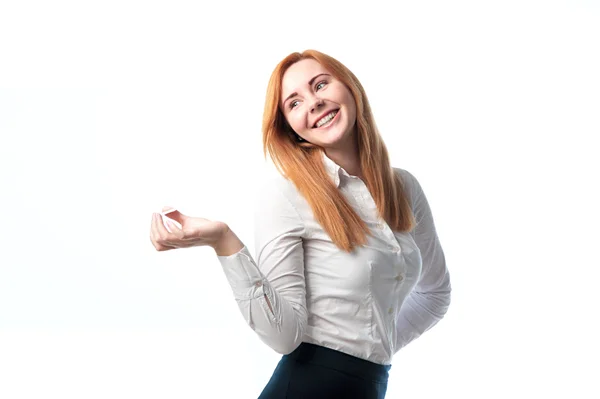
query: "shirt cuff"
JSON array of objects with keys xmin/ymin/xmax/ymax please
[{"xmin": 217, "ymin": 245, "xmax": 267, "ymax": 299}]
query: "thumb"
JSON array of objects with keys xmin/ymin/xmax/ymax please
[{"xmin": 161, "ymin": 206, "xmax": 186, "ymax": 224}]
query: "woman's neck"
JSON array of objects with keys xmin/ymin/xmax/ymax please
[{"xmin": 324, "ymin": 136, "xmax": 362, "ymax": 180}]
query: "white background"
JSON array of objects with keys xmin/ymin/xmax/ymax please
[{"xmin": 1, "ymin": 0, "xmax": 599, "ymax": 398}]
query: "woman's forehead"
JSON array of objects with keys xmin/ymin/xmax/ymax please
[
  {"xmin": 285, "ymin": 59, "xmax": 326, "ymax": 77},
  {"xmin": 282, "ymin": 59, "xmax": 330, "ymax": 94}
]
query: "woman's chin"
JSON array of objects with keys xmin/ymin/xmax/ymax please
[{"xmin": 317, "ymin": 134, "xmax": 351, "ymax": 149}]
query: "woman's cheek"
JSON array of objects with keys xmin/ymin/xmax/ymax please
[{"xmin": 291, "ymin": 116, "xmax": 304, "ymax": 132}]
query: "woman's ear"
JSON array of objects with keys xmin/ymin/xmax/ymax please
[{"xmin": 282, "ymin": 120, "xmax": 304, "ymax": 142}]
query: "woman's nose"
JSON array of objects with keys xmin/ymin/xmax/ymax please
[{"xmin": 310, "ymin": 98, "xmax": 325, "ymax": 112}]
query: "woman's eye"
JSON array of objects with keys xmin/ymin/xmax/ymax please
[
  {"xmin": 290, "ymin": 100, "xmax": 299, "ymax": 109},
  {"xmin": 316, "ymin": 81, "xmax": 327, "ymax": 90}
]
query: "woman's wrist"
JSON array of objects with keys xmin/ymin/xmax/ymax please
[{"xmin": 211, "ymin": 225, "xmax": 244, "ymax": 256}]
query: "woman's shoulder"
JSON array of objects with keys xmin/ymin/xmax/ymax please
[
  {"xmin": 392, "ymin": 166, "xmax": 418, "ymax": 192},
  {"xmin": 257, "ymin": 170, "xmax": 300, "ymax": 196},
  {"xmin": 254, "ymin": 170, "xmax": 305, "ymax": 210},
  {"xmin": 253, "ymin": 172, "xmax": 306, "ymax": 228}
]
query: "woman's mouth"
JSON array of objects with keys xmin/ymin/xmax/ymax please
[{"xmin": 313, "ymin": 110, "xmax": 339, "ymax": 128}]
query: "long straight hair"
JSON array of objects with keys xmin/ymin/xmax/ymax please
[{"xmin": 262, "ymin": 50, "xmax": 415, "ymax": 252}]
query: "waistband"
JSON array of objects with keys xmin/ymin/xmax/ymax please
[{"xmin": 285, "ymin": 342, "xmax": 392, "ymax": 384}]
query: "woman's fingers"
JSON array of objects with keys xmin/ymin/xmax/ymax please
[
  {"xmin": 151, "ymin": 210, "xmax": 223, "ymax": 251},
  {"xmin": 155, "ymin": 212, "xmax": 194, "ymax": 249},
  {"xmin": 151, "ymin": 213, "xmax": 179, "ymax": 251},
  {"xmin": 161, "ymin": 206, "xmax": 185, "ymax": 225},
  {"xmin": 164, "ymin": 218, "xmax": 185, "ymax": 238},
  {"xmin": 150, "ymin": 213, "xmax": 169, "ymax": 251}
]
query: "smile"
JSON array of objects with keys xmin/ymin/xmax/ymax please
[{"xmin": 313, "ymin": 110, "xmax": 339, "ymax": 128}]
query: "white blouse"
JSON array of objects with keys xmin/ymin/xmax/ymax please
[{"xmin": 217, "ymin": 153, "xmax": 451, "ymax": 365}]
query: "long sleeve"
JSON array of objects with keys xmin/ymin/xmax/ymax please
[
  {"xmin": 394, "ymin": 170, "xmax": 452, "ymax": 352},
  {"xmin": 217, "ymin": 178, "xmax": 308, "ymax": 355}
]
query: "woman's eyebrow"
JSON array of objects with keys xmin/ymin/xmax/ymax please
[{"xmin": 282, "ymin": 73, "xmax": 331, "ymax": 106}]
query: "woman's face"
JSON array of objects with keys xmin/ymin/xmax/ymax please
[{"xmin": 280, "ymin": 58, "xmax": 357, "ymax": 150}]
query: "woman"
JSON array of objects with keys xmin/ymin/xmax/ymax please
[{"xmin": 149, "ymin": 50, "xmax": 451, "ymax": 398}]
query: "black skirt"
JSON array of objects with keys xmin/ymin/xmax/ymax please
[{"xmin": 258, "ymin": 342, "xmax": 391, "ymax": 399}]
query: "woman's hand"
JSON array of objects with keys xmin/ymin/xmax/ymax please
[{"xmin": 150, "ymin": 207, "xmax": 229, "ymax": 252}]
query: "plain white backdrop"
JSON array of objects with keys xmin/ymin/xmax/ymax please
[{"xmin": 1, "ymin": 0, "xmax": 599, "ymax": 398}]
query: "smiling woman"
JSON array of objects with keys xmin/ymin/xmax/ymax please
[
  {"xmin": 280, "ymin": 59, "xmax": 358, "ymax": 162},
  {"xmin": 150, "ymin": 49, "xmax": 451, "ymax": 399}
]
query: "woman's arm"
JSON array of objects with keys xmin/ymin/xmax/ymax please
[
  {"xmin": 394, "ymin": 169, "xmax": 452, "ymax": 352},
  {"xmin": 215, "ymin": 177, "xmax": 307, "ymax": 355}
]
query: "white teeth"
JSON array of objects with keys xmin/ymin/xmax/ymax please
[{"xmin": 315, "ymin": 111, "xmax": 338, "ymax": 127}]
